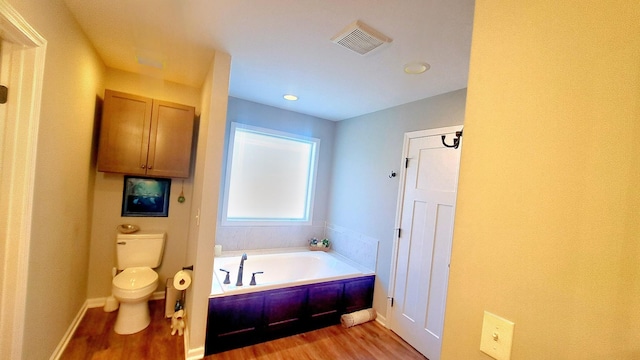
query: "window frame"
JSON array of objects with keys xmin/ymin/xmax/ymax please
[{"xmin": 220, "ymin": 122, "xmax": 320, "ymax": 226}]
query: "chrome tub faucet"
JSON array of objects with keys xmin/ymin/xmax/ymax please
[{"xmin": 236, "ymin": 253, "xmax": 247, "ymax": 286}]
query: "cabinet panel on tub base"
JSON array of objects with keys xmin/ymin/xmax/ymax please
[{"xmin": 205, "ymin": 275, "xmax": 374, "ymax": 355}]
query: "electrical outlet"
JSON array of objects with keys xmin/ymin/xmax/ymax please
[{"xmin": 480, "ymin": 311, "xmax": 515, "ymax": 360}]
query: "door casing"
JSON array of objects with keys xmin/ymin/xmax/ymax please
[
  {"xmin": 0, "ymin": 2, "xmax": 46, "ymax": 358},
  {"xmin": 387, "ymin": 125, "xmax": 463, "ymax": 360}
]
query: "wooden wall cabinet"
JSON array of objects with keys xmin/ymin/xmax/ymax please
[{"xmin": 97, "ymin": 89, "xmax": 195, "ymax": 178}]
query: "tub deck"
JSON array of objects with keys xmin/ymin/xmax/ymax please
[{"xmin": 210, "ymin": 249, "xmax": 373, "ymax": 297}]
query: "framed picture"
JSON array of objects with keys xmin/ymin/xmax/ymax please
[{"xmin": 121, "ymin": 176, "xmax": 171, "ymax": 217}]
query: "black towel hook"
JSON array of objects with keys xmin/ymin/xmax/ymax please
[{"xmin": 442, "ymin": 130, "xmax": 463, "ymax": 149}]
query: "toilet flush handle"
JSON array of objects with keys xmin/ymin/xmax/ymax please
[{"xmin": 117, "ymin": 241, "xmax": 126, "ymax": 245}]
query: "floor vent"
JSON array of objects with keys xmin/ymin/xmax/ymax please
[{"xmin": 331, "ymin": 20, "xmax": 392, "ymax": 55}]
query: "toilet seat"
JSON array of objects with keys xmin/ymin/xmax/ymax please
[
  {"xmin": 113, "ymin": 267, "xmax": 158, "ymax": 290},
  {"xmin": 112, "ymin": 267, "xmax": 158, "ymax": 303}
]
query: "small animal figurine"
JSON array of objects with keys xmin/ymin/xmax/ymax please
[{"xmin": 171, "ymin": 309, "xmax": 185, "ymax": 336}]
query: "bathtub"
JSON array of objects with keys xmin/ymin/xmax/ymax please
[
  {"xmin": 210, "ymin": 249, "xmax": 372, "ymax": 297},
  {"xmin": 206, "ymin": 249, "xmax": 376, "ymax": 354}
]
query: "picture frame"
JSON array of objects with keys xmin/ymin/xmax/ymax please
[{"xmin": 121, "ymin": 176, "xmax": 171, "ymax": 217}]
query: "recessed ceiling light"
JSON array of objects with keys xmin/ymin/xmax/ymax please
[
  {"xmin": 404, "ymin": 62, "xmax": 430, "ymax": 74},
  {"xmin": 283, "ymin": 94, "xmax": 298, "ymax": 101}
]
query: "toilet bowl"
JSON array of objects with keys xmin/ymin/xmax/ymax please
[
  {"xmin": 112, "ymin": 267, "xmax": 159, "ymax": 334},
  {"xmin": 112, "ymin": 231, "xmax": 166, "ymax": 334}
]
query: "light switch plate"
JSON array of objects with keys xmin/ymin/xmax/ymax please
[{"xmin": 480, "ymin": 311, "xmax": 515, "ymax": 360}]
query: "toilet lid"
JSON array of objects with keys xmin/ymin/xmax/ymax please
[{"xmin": 113, "ymin": 267, "xmax": 158, "ymax": 290}]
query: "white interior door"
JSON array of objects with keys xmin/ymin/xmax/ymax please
[{"xmin": 388, "ymin": 126, "xmax": 462, "ymax": 360}]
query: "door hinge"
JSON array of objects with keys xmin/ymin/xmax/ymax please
[
  {"xmin": 389, "ymin": 297, "xmax": 394, "ymax": 307},
  {"xmin": 405, "ymin": 157, "xmax": 409, "ymax": 168},
  {"xmin": 397, "ymin": 228, "xmax": 401, "ymax": 238},
  {"xmin": 0, "ymin": 85, "xmax": 8, "ymax": 104}
]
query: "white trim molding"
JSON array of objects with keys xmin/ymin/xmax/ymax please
[
  {"xmin": 0, "ymin": 1, "xmax": 47, "ymax": 359},
  {"xmin": 375, "ymin": 312, "xmax": 387, "ymax": 328},
  {"xmin": 85, "ymin": 291, "xmax": 166, "ymax": 309},
  {"xmin": 48, "ymin": 301, "xmax": 88, "ymax": 360}
]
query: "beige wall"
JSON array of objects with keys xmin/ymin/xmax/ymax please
[
  {"xmin": 441, "ymin": 1, "xmax": 640, "ymax": 359},
  {"xmin": 7, "ymin": 0, "xmax": 106, "ymax": 358},
  {"xmin": 104, "ymin": 68, "xmax": 202, "ymax": 112},
  {"xmin": 86, "ymin": 68, "xmax": 203, "ymax": 298},
  {"xmin": 184, "ymin": 52, "xmax": 231, "ymax": 356}
]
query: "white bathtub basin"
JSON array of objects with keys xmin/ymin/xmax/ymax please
[{"xmin": 210, "ymin": 249, "xmax": 371, "ymax": 297}]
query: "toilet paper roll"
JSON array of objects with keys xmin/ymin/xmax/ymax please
[
  {"xmin": 173, "ymin": 270, "xmax": 192, "ymax": 290},
  {"xmin": 340, "ymin": 308, "xmax": 376, "ymax": 328}
]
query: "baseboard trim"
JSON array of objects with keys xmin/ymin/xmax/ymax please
[
  {"xmin": 375, "ymin": 312, "xmax": 387, "ymax": 327},
  {"xmin": 86, "ymin": 291, "xmax": 165, "ymax": 309},
  {"xmin": 86, "ymin": 297, "xmax": 106, "ymax": 309},
  {"xmin": 49, "ymin": 300, "xmax": 88, "ymax": 360},
  {"xmin": 186, "ymin": 344, "xmax": 205, "ymax": 360},
  {"xmin": 184, "ymin": 312, "xmax": 205, "ymax": 360}
]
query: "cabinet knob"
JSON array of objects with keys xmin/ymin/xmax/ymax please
[
  {"xmin": 141, "ymin": 164, "xmax": 146, "ymax": 169},
  {"xmin": 148, "ymin": 165, "xmax": 152, "ymax": 169}
]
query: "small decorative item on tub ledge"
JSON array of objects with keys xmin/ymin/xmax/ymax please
[{"xmin": 309, "ymin": 237, "xmax": 330, "ymax": 251}]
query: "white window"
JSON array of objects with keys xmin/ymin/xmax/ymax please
[{"xmin": 221, "ymin": 123, "xmax": 320, "ymax": 225}]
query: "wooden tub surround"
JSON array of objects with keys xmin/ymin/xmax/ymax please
[
  {"xmin": 207, "ymin": 250, "xmax": 377, "ymax": 355},
  {"xmin": 205, "ymin": 275, "xmax": 375, "ymax": 355}
]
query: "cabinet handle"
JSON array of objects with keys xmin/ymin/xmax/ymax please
[
  {"xmin": 148, "ymin": 165, "xmax": 152, "ymax": 169},
  {"xmin": 141, "ymin": 164, "xmax": 146, "ymax": 169}
]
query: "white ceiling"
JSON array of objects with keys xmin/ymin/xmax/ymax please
[{"xmin": 63, "ymin": 0, "xmax": 475, "ymax": 121}]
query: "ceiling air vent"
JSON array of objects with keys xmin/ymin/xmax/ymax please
[{"xmin": 331, "ymin": 20, "xmax": 392, "ymax": 55}]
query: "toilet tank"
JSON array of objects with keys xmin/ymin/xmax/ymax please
[{"xmin": 116, "ymin": 231, "xmax": 166, "ymax": 270}]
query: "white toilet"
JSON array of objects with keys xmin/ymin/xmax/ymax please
[{"xmin": 112, "ymin": 231, "xmax": 166, "ymax": 335}]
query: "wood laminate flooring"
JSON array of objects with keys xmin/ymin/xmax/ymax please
[
  {"xmin": 61, "ymin": 300, "xmax": 183, "ymax": 360},
  {"xmin": 203, "ymin": 320, "xmax": 427, "ymax": 360},
  {"xmin": 62, "ymin": 300, "xmax": 426, "ymax": 360}
]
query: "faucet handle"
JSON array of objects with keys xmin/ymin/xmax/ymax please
[
  {"xmin": 250, "ymin": 272, "xmax": 264, "ymax": 286},
  {"xmin": 219, "ymin": 268, "xmax": 231, "ymax": 284}
]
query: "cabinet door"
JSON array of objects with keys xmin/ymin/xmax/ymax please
[
  {"xmin": 97, "ymin": 90, "xmax": 152, "ymax": 175},
  {"xmin": 264, "ymin": 287, "xmax": 307, "ymax": 335},
  {"xmin": 147, "ymin": 100, "xmax": 195, "ymax": 178},
  {"xmin": 206, "ymin": 294, "xmax": 264, "ymax": 354},
  {"xmin": 344, "ymin": 276, "xmax": 375, "ymax": 313},
  {"xmin": 308, "ymin": 282, "xmax": 343, "ymax": 327}
]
